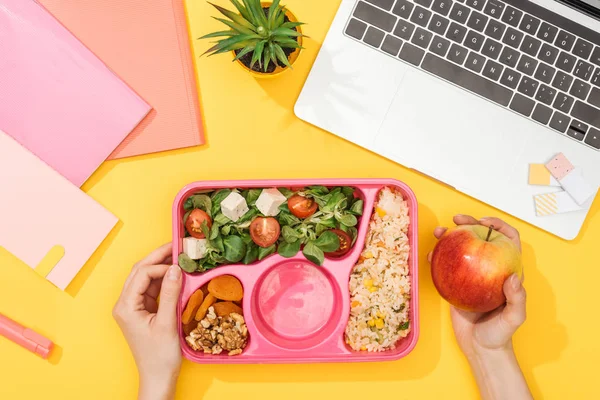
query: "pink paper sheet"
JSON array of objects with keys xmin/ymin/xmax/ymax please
[
  {"xmin": 39, "ymin": 0, "xmax": 205, "ymax": 160},
  {"xmin": 0, "ymin": 130, "xmax": 118, "ymax": 290},
  {"xmin": 0, "ymin": 0, "xmax": 151, "ymax": 187}
]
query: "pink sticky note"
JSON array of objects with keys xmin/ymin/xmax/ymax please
[
  {"xmin": 546, "ymin": 153, "xmax": 575, "ymax": 181},
  {"xmin": 0, "ymin": 0, "xmax": 151, "ymax": 187},
  {"xmin": 0, "ymin": 130, "xmax": 118, "ymax": 290}
]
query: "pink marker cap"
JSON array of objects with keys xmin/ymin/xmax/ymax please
[{"xmin": 0, "ymin": 314, "xmax": 54, "ymax": 359}]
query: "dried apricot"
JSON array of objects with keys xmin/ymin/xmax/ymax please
[
  {"xmin": 208, "ymin": 275, "xmax": 243, "ymax": 301},
  {"xmin": 181, "ymin": 289, "xmax": 204, "ymax": 325},
  {"xmin": 183, "ymin": 320, "xmax": 198, "ymax": 336},
  {"xmin": 212, "ymin": 301, "xmax": 243, "ymax": 317},
  {"xmin": 200, "ymin": 284, "xmax": 209, "ymax": 298},
  {"xmin": 195, "ymin": 293, "xmax": 217, "ymax": 321}
]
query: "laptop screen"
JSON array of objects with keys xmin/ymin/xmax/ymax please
[
  {"xmin": 579, "ymin": 0, "xmax": 600, "ymax": 10},
  {"xmin": 562, "ymin": 0, "xmax": 600, "ymax": 16}
]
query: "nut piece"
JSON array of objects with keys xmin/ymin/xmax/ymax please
[{"xmin": 185, "ymin": 310, "xmax": 249, "ymax": 356}]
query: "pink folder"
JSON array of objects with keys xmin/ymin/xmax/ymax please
[
  {"xmin": 38, "ymin": 0, "xmax": 206, "ymax": 160},
  {"xmin": 0, "ymin": 0, "xmax": 151, "ymax": 187},
  {"xmin": 0, "ymin": 130, "xmax": 118, "ymax": 290}
]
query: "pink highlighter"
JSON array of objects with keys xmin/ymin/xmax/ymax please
[{"xmin": 0, "ymin": 314, "xmax": 54, "ymax": 359}]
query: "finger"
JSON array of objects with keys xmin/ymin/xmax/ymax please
[
  {"xmin": 156, "ymin": 265, "xmax": 183, "ymax": 328},
  {"xmin": 433, "ymin": 227, "xmax": 448, "ymax": 239},
  {"xmin": 453, "ymin": 215, "xmax": 479, "ymax": 225},
  {"xmin": 146, "ymin": 279, "xmax": 163, "ymax": 300},
  {"xmin": 137, "ymin": 243, "xmax": 173, "ymax": 268},
  {"xmin": 427, "ymin": 251, "xmax": 432, "ymax": 263},
  {"xmin": 126, "ymin": 264, "xmax": 170, "ymax": 299},
  {"xmin": 500, "ymin": 274, "xmax": 527, "ymax": 332},
  {"xmin": 479, "ymin": 217, "xmax": 521, "ymax": 251}
]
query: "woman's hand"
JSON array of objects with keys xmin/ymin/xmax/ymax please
[
  {"xmin": 429, "ymin": 215, "xmax": 532, "ymax": 400},
  {"xmin": 113, "ymin": 243, "xmax": 182, "ymax": 400}
]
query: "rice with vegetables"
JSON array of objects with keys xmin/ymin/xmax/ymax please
[{"xmin": 345, "ymin": 187, "xmax": 411, "ymax": 352}]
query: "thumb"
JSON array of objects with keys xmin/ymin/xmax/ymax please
[
  {"xmin": 500, "ymin": 274, "xmax": 527, "ymax": 333},
  {"xmin": 156, "ymin": 265, "xmax": 183, "ymax": 328}
]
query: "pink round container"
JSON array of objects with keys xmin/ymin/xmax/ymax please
[{"xmin": 173, "ymin": 179, "xmax": 419, "ymax": 363}]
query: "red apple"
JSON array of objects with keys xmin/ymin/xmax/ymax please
[{"xmin": 431, "ymin": 225, "xmax": 522, "ymax": 313}]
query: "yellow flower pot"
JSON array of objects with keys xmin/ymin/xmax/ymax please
[{"xmin": 233, "ymin": 3, "xmax": 303, "ymax": 79}]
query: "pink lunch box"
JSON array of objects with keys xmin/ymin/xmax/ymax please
[{"xmin": 173, "ymin": 179, "xmax": 419, "ymax": 364}]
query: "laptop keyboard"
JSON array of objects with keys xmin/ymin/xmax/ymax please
[{"xmin": 345, "ymin": 0, "xmax": 600, "ymax": 150}]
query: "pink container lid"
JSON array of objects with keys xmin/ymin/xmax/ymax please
[{"xmin": 173, "ymin": 179, "xmax": 419, "ymax": 364}]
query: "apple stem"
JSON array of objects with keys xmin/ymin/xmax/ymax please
[{"xmin": 485, "ymin": 225, "xmax": 494, "ymax": 242}]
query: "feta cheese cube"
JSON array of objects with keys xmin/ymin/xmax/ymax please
[
  {"xmin": 255, "ymin": 188, "xmax": 287, "ymax": 216},
  {"xmin": 183, "ymin": 237, "xmax": 208, "ymax": 260},
  {"xmin": 220, "ymin": 192, "xmax": 249, "ymax": 222}
]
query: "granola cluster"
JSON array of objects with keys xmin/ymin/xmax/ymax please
[{"xmin": 185, "ymin": 306, "xmax": 248, "ymax": 356}]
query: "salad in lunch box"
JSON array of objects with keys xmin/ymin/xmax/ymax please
[{"xmin": 178, "ymin": 186, "xmax": 365, "ymax": 272}]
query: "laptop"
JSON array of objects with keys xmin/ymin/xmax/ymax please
[{"xmin": 295, "ymin": 0, "xmax": 600, "ymax": 240}]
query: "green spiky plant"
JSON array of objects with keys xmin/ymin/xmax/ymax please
[{"xmin": 200, "ymin": 0, "xmax": 305, "ymax": 73}]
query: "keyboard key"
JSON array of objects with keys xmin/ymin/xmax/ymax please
[
  {"xmin": 571, "ymin": 101, "xmax": 600, "ymax": 129},
  {"xmin": 346, "ymin": 18, "xmax": 368, "ymax": 40},
  {"xmin": 532, "ymin": 103, "xmax": 553, "ymax": 124},
  {"xmin": 410, "ymin": 6, "xmax": 432, "ymax": 28},
  {"xmin": 394, "ymin": 20, "xmax": 416, "ymax": 40},
  {"xmin": 483, "ymin": 0, "xmax": 504, "ymax": 19},
  {"xmin": 585, "ymin": 127, "xmax": 600, "ymax": 149},
  {"xmin": 573, "ymin": 39, "xmax": 593, "ymax": 60},
  {"xmin": 399, "ymin": 42, "xmax": 426, "ymax": 65},
  {"xmin": 429, "ymin": 14, "xmax": 450, "ymax": 36},
  {"xmin": 381, "ymin": 34, "xmax": 403, "ymax": 55},
  {"xmin": 421, "ymin": 53, "xmax": 513, "ymax": 105},
  {"xmin": 485, "ymin": 19, "xmax": 506, "ymax": 40},
  {"xmin": 392, "ymin": 0, "xmax": 414, "ymax": 19},
  {"xmin": 553, "ymin": 93, "xmax": 574, "ymax": 113},
  {"xmin": 446, "ymin": 22, "xmax": 468, "ymax": 43},
  {"xmin": 588, "ymin": 87, "xmax": 600, "ymax": 108},
  {"xmin": 500, "ymin": 68, "xmax": 521, "ymax": 89},
  {"xmin": 501, "ymin": 6, "xmax": 522, "ymax": 28},
  {"xmin": 411, "ymin": 27, "xmax": 433, "ymax": 48},
  {"xmin": 536, "ymin": 22, "xmax": 558, "ymax": 43},
  {"xmin": 516, "ymin": 54, "xmax": 537, "ymax": 76},
  {"xmin": 549, "ymin": 111, "xmax": 571, "ymax": 133},
  {"xmin": 467, "ymin": 11, "xmax": 488, "ymax": 32},
  {"xmin": 354, "ymin": 2, "xmax": 398, "ymax": 32},
  {"xmin": 447, "ymin": 43, "xmax": 468, "ymax": 64},
  {"xmin": 567, "ymin": 124, "xmax": 587, "ymax": 141},
  {"xmin": 573, "ymin": 60, "xmax": 594, "ymax": 81},
  {"xmin": 570, "ymin": 120, "xmax": 588, "ymax": 134},
  {"xmin": 517, "ymin": 76, "xmax": 539, "ymax": 97},
  {"xmin": 449, "ymin": 3, "xmax": 470, "ymax": 24},
  {"xmin": 499, "ymin": 46, "xmax": 520, "ymax": 68},
  {"xmin": 539, "ymin": 43, "xmax": 559, "ymax": 65},
  {"xmin": 555, "ymin": 30, "xmax": 575, "ymax": 51},
  {"xmin": 518, "ymin": 14, "xmax": 540, "ymax": 36},
  {"xmin": 569, "ymin": 79, "xmax": 591, "ymax": 100},
  {"xmin": 520, "ymin": 36, "xmax": 541, "ymax": 57},
  {"xmin": 465, "ymin": 52, "xmax": 486, "ymax": 72},
  {"xmin": 364, "ymin": 26, "xmax": 386, "ymax": 47},
  {"xmin": 510, "ymin": 93, "xmax": 535, "ymax": 116},
  {"xmin": 535, "ymin": 84, "xmax": 556, "ymax": 105},
  {"xmin": 365, "ymin": 0, "xmax": 395, "ymax": 10},
  {"xmin": 552, "ymin": 71, "xmax": 573, "ymax": 92},
  {"xmin": 465, "ymin": 30, "xmax": 485, "ymax": 52},
  {"xmin": 430, "ymin": 35, "xmax": 451, "ymax": 56},
  {"xmin": 556, "ymin": 51, "xmax": 576, "ymax": 73},
  {"xmin": 534, "ymin": 63, "xmax": 555, "ymax": 84},
  {"xmin": 482, "ymin": 38, "xmax": 502, "ymax": 59},
  {"xmin": 415, "ymin": 0, "xmax": 433, "ymax": 7},
  {"xmin": 465, "ymin": 0, "xmax": 484, "ymax": 11},
  {"xmin": 593, "ymin": 68, "xmax": 600, "ymax": 87},
  {"xmin": 503, "ymin": 28, "xmax": 524, "ymax": 49},
  {"xmin": 482, "ymin": 59, "xmax": 504, "ymax": 80},
  {"xmin": 432, "ymin": 0, "xmax": 454, "ymax": 16},
  {"xmin": 591, "ymin": 47, "xmax": 600, "ymax": 67}
]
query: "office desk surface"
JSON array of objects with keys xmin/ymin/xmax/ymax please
[{"xmin": 0, "ymin": 1, "xmax": 598, "ymax": 398}]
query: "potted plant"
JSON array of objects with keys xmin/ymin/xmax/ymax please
[{"xmin": 200, "ymin": 0, "xmax": 305, "ymax": 77}]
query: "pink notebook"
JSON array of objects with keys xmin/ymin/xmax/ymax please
[
  {"xmin": 0, "ymin": 130, "xmax": 118, "ymax": 290},
  {"xmin": 39, "ymin": 0, "xmax": 206, "ymax": 160},
  {"xmin": 0, "ymin": 0, "xmax": 151, "ymax": 187}
]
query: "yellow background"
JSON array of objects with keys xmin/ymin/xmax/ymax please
[{"xmin": 1, "ymin": 0, "xmax": 598, "ymax": 398}]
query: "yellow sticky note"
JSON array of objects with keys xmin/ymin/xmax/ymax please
[{"xmin": 529, "ymin": 164, "xmax": 560, "ymax": 186}]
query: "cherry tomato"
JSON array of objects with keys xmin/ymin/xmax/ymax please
[
  {"xmin": 288, "ymin": 194, "xmax": 318, "ymax": 219},
  {"xmin": 185, "ymin": 209, "xmax": 212, "ymax": 239},
  {"xmin": 250, "ymin": 217, "xmax": 281, "ymax": 248},
  {"xmin": 325, "ymin": 229, "xmax": 352, "ymax": 257}
]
